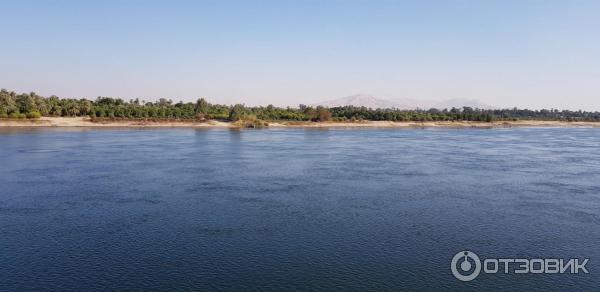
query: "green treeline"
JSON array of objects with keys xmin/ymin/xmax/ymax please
[{"xmin": 2, "ymin": 89, "xmax": 600, "ymax": 122}]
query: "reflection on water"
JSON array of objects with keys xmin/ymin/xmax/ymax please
[{"xmin": 0, "ymin": 128, "xmax": 599, "ymax": 291}]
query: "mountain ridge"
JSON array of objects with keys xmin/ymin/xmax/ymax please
[{"xmin": 312, "ymin": 94, "xmax": 493, "ymax": 109}]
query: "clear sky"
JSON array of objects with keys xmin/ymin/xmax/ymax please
[{"xmin": 1, "ymin": 0, "xmax": 599, "ymax": 109}]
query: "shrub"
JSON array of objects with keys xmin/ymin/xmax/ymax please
[
  {"xmin": 242, "ymin": 119, "xmax": 268, "ymax": 128},
  {"xmin": 232, "ymin": 115, "xmax": 268, "ymax": 128},
  {"xmin": 26, "ymin": 111, "xmax": 42, "ymax": 119},
  {"xmin": 9, "ymin": 112, "xmax": 26, "ymax": 119}
]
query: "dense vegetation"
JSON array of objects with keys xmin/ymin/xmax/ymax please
[{"xmin": 2, "ymin": 89, "xmax": 600, "ymax": 123}]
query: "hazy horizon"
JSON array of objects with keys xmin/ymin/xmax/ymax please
[{"xmin": 1, "ymin": 0, "xmax": 599, "ymax": 110}]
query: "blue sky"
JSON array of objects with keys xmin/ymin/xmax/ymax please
[{"xmin": 1, "ymin": 0, "xmax": 599, "ymax": 109}]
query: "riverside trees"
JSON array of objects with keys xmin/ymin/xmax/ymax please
[{"xmin": 2, "ymin": 89, "xmax": 600, "ymax": 122}]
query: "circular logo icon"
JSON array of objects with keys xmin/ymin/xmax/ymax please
[{"xmin": 451, "ymin": 250, "xmax": 481, "ymax": 281}]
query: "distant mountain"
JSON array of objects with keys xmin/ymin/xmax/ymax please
[
  {"xmin": 313, "ymin": 94, "xmax": 493, "ymax": 110},
  {"xmin": 313, "ymin": 94, "xmax": 401, "ymax": 109},
  {"xmin": 431, "ymin": 98, "xmax": 493, "ymax": 110}
]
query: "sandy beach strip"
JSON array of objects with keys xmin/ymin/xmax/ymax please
[{"xmin": 1, "ymin": 117, "xmax": 599, "ymax": 128}]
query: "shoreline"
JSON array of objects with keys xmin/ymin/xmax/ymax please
[{"xmin": 1, "ymin": 117, "xmax": 600, "ymax": 128}]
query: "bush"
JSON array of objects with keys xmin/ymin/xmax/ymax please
[
  {"xmin": 242, "ymin": 119, "xmax": 268, "ymax": 128},
  {"xmin": 26, "ymin": 111, "xmax": 42, "ymax": 119},
  {"xmin": 232, "ymin": 115, "xmax": 268, "ymax": 128},
  {"xmin": 9, "ymin": 112, "xmax": 26, "ymax": 119}
]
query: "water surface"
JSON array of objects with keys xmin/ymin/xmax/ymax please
[{"xmin": 0, "ymin": 127, "xmax": 599, "ymax": 291}]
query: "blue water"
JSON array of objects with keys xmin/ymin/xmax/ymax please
[{"xmin": 0, "ymin": 127, "xmax": 599, "ymax": 291}]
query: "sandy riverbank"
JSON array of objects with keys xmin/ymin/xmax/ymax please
[{"xmin": 1, "ymin": 117, "xmax": 599, "ymax": 128}]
